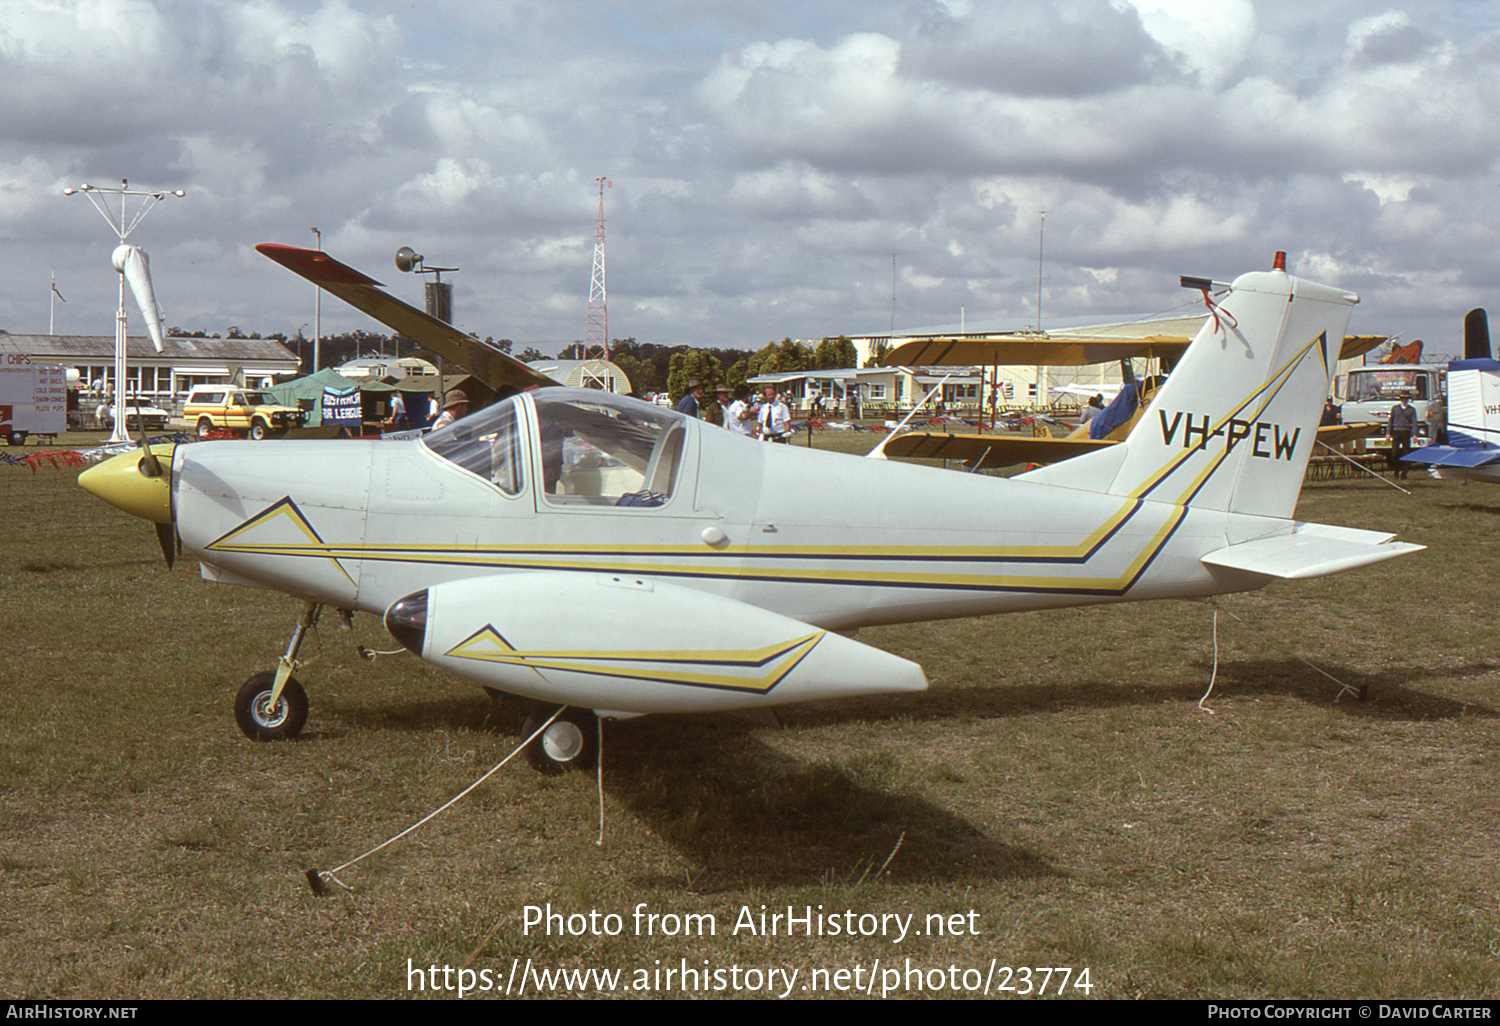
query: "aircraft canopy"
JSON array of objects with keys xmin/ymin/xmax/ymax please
[{"xmin": 424, "ymin": 389, "xmax": 691, "ymax": 506}]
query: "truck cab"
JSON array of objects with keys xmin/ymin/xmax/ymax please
[{"xmin": 1337, "ymin": 365, "xmax": 1445, "ymax": 444}]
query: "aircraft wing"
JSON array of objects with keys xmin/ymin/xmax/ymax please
[
  {"xmin": 1051, "ymin": 383, "xmax": 1124, "ymax": 400},
  {"xmin": 397, "ymin": 572, "xmax": 929, "ymax": 714},
  {"xmin": 883, "ymin": 335, "xmax": 1193, "ymax": 368},
  {"xmin": 1314, "ymin": 423, "xmax": 1382, "ymax": 447},
  {"xmin": 1341, "ymin": 335, "xmax": 1389, "ymax": 361},
  {"xmin": 881, "ymin": 431, "xmax": 1117, "ymax": 468},
  {"xmin": 884, "ymin": 328, "xmax": 1385, "ymax": 368},
  {"xmin": 1401, "ymin": 444, "xmax": 1500, "ymax": 468},
  {"xmin": 256, "ymin": 244, "xmax": 557, "ymax": 394}
]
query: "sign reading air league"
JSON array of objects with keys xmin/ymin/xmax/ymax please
[
  {"xmin": 323, "ymin": 388, "xmax": 362, "ymax": 426},
  {"xmin": 1159, "ymin": 410, "xmax": 1302, "ymax": 460}
]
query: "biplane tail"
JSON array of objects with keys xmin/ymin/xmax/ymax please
[{"xmin": 1019, "ymin": 255, "xmax": 1353, "ymax": 521}]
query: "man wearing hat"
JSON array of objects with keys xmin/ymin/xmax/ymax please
[
  {"xmin": 1388, "ymin": 392, "xmax": 1416, "ymax": 479},
  {"xmin": 432, "ymin": 389, "xmax": 470, "ymax": 431},
  {"xmin": 720, "ymin": 384, "xmax": 755, "ymax": 437},
  {"xmin": 676, "ymin": 380, "xmax": 705, "ymax": 420}
]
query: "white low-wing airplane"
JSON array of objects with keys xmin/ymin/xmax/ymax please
[{"xmin": 80, "ymin": 250, "xmax": 1422, "ymax": 771}]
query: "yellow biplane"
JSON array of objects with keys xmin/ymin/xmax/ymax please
[{"xmin": 879, "ymin": 318, "xmax": 1386, "ymax": 469}]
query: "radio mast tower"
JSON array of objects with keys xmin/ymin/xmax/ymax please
[{"xmin": 584, "ymin": 177, "xmax": 611, "ymax": 360}]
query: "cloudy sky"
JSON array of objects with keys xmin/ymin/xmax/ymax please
[{"xmin": 3, "ymin": 0, "xmax": 1499, "ymax": 359}]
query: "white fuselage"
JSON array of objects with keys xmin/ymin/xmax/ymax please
[{"xmin": 174, "ymin": 392, "xmax": 1276, "ymax": 634}]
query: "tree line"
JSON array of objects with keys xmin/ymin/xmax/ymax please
[
  {"xmin": 564, "ymin": 335, "xmax": 865, "ymax": 400},
  {"xmin": 165, "ymin": 326, "xmax": 875, "ymax": 401}
]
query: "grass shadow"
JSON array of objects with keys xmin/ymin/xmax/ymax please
[
  {"xmin": 604, "ymin": 714, "xmax": 1056, "ymax": 889},
  {"xmin": 1188, "ymin": 655, "xmax": 1498, "ymax": 720},
  {"xmin": 773, "ymin": 654, "xmax": 1497, "ymax": 730},
  {"xmin": 1437, "ymin": 501, "xmax": 1500, "ymax": 516},
  {"xmin": 331, "ymin": 692, "xmax": 1053, "ymax": 887},
  {"xmin": 314, "ymin": 692, "xmax": 526, "ymax": 740}
]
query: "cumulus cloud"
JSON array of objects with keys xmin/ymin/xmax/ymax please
[
  {"xmin": 1, "ymin": 1, "xmax": 1498, "ymax": 354},
  {"xmin": 902, "ymin": 0, "xmax": 1170, "ymax": 97},
  {"xmin": 1123, "ymin": 0, "xmax": 1258, "ymax": 87}
]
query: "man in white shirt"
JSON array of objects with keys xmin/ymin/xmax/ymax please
[
  {"xmin": 756, "ymin": 385, "xmax": 792, "ymax": 443},
  {"xmin": 721, "ymin": 385, "xmax": 755, "ymax": 437}
]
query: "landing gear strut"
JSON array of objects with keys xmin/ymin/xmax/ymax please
[{"xmin": 236, "ymin": 599, "xmax": 322, "ymax": 741}]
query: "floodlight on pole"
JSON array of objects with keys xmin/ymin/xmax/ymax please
[
  {"xmin": 63, "ymin": 178, "xmax": 184, "ymax": 443},
  {"xmin": 395, "ymin": 245, "xmax": 459, "ymax": 379}
]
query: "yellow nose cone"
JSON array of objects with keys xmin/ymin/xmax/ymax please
[{"xmin": 79, "ymin": 445, "xmax": 176, "ymax": 525}]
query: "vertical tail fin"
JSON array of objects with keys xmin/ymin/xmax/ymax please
[
  {"xmin": 1464, "ymin": 308, "xmax": 1491, "ymax": 360},
  {"xmin": 1021, "ymin": 264, "xmax": 1357, "ymax": 519}
]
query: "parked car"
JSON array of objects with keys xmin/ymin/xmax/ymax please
[
  {"xmin": 96, "ymin": 400, "xmax": 171, "ymax": 432},
  {"xmin": 183, "ymin": 386, "xmax": 307, "ymax": 439}
]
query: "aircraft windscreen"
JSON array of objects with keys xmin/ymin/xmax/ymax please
[
  {"xmin": 423, "ymin": 399, "xmax": 524, "ymax": 495},
  {"xmin": 1346, "ymin": 369, "xmax": 1429, "ymax": 402}
]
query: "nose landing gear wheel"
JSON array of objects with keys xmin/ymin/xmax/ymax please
[
  {"xmin": 521, "ymin": 707, "xmax": 598, "ymax": 774},
  {"xmin": 235, "ymin": 671, "xmax": 309, "ymax": 741}
]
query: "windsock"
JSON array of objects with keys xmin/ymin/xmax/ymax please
[{"xmin": 112, "ymin": 244, "xmax": 165, "ymax": 352}]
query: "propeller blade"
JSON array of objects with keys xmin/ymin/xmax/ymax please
[
  {"xmin": 124, "ymin": 388, "xmax": 164, "ymax": 479},
  {"xmin": 1464, "ymin": 308, "xmax": 1491, "ymax": 361},
  {"xmin": 138, "ymin": 436, "xmax": 162, "ymax": 478},
  {"xmin": 124, "ymin": 404, "xmax": 169, "ymax": 563},
  {"xmin": 155, "ymin": 521, "xmax": 176, "ymax": 569},
  {"xmin": 112, "ymin": 244, "xmax": 165, "ymax": 352}
]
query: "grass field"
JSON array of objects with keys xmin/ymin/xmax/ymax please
[{"xmin": 1, "ymin": 431, "xmax": 1496, "ymax": 1000}]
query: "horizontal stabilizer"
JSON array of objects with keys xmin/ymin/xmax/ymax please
[
  {"xmin": 1403, "ymin": 444, "xmax": 1500, "ymax": 468},
  {"xmin": 1201, "ymin": 524, "xmax": 1424, "ymax": 581}
]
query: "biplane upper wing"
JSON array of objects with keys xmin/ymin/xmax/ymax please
[
  {"xmin": 882, "ymin": 315, "xmax": 1204, "ymax": 368},
  {"xmin": 880, "ymin": 431, "xmax": 1117, "ymax": 468},
  {"xmin": 256, "ymin": 244, "xmax": 557, "ymax": 394},
  {"xmin": 883, "ymin": 316, "xmax": 1384, "ymax": 367},
  {"xmin": 882, "ymin": 335, "xmax": 1193, "ymax": 368}
]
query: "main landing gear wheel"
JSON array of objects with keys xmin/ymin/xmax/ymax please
[
  {"xmin": 521, "ymin": 707, "xmax": 598, "ymax": 775},
  {"xmin": 235, "ymin": 671, "xmax": 309, "ymax": 741}
]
